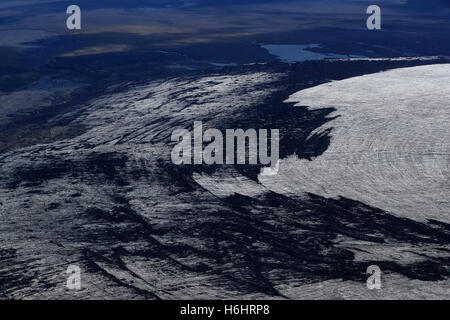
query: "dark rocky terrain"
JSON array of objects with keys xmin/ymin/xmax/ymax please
[{"xmin": 1, "ymin": 59, "xmax": 449, "ymax": 299}]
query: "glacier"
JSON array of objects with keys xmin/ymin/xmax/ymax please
[
  {"xmin": 261, "ymin": 64, "xmax": 450, "ymax": 223},
  {"xmin": 0, "ymin": 62, "xmax": 449, "ymax": 299}
]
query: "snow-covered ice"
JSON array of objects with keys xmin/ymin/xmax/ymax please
[{"xmin": 260, "ymin": 64, "xmax": 450, "ymax": 223}]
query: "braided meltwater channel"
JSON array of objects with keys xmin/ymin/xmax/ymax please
[{"xmin": 259, "ymin": 64, "xmax": 450, "ymax": 223}]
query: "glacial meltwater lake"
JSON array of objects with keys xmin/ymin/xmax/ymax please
[{"xmin": 261, "ymin": 44, "xmax": 364, "ymax": 62}]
